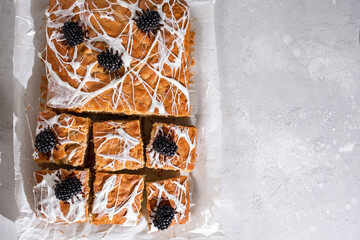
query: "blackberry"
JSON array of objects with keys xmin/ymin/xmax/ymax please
[
  {"xmin": 153, "ymin": 204, "xmax": 176, "ymax": 231},
  {"xmin": 135, "ymin": 10, "xmax": 161, "ymax": 33},
  {"xmin": 152, "ymin": 136, "xmax": 178, "ymax": 157},
  {"xmin": 97, "ymin": 50, "xmax": 123, "ymax": 72},
  {"xmin": 63, "ymin": 21, "xmax": 84, "ymax": 46},
  {"xmin": 35, "ymin": 127, "xmax": 58, "ymax": 153},
  {"xmin": 55, "ymin": 177, "xmax": 82, "ymax": 201}
]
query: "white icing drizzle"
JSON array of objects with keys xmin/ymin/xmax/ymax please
[
  {"xmin": 92, "ymin": 174, "xmax": 144, "ymax": 225},
  {"xmin": 42, "ymin": 0, "xmax": 190, "ymax": 116},
  {"xmin": 32, "ymin": 110, "xmax": 89, "ymax": 165},
  {"xmin": 33, "ymin": 170, "xmax": 89, "ymax": 223},
  {"xmin": 147, "ymin": 177, "xmax": 189, "ymax": 231},
  {"xmin": 147, "ymin": 123, "xmax": 196, "ymax": 171},
  {"xmin": 94, "ymin": 121, "xmax": 142, "ymax": 170}
]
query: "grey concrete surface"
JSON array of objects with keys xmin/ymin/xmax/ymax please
[
  {"xmin": 216, "ymin": 0, "xmax": 360, "ymax": 239},
  {"xmin": 0, "ymin": 0, "xmax": 17, "ymax": 222},
  {"xmin": 0, "ymin": 0, "xmax": 17, "ymax": 239}
]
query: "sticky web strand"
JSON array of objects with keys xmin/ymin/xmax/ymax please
[
  {"xmin": 94, "ymin": 121, "xmax": 142, "ymax": 170},
  {"xmin": 147, "ymin": 124, "xmax": 196, "ymax": 170},
  {"xmin": 33, "ymin": 170, "xmax": 88, "ymax": 223},
  {"xmin": 32, "ymin": 112, "xmax": 88, "ymax": 162},
  {"xmin": 92, "ymin": 174, "xmax": 144, "ymax": 225},
  {"xmin": 43, "ymin": 0, "xmax": 190, "ymax": 116},
  {"xmin": 148, "ymin": 177, "xmax": 188, "ymax": 231}
]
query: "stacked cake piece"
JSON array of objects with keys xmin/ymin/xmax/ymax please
[
  {"xmin": 93, "ymin": 120, "xmax": 144, "ymax": 171},
  {"xmin": 32, "ymin": 0, "xmax": 198, "ymax": 232},
  {"xmin": 33, "ymin": 110, "xmax": 197, "ymax": 229}
]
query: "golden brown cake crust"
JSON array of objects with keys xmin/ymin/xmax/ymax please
[
  {"xmin": 93, "ymin": 120, "xmax": 144, "ymax": 171},
  {"xmin": 146, "ymin": 176, "xmax": 190, "ymax": 230},
  {"xmin": 44, "ymin": 0, "xmax": 191, "ymax": 116},
  {"xmin": 146, "ymin": 123, "xmax": 197, "ymax": 172},
  {"xmin": 91, "ymin": 172, "xmax": 145, "ymax": 225},
  {"xmin": 33, "ymin": 109, "xmax": 91, "ymax": 167},
  {"xmin": 33, "ymin": 169, "xmax": 90, "ymax": 223}
]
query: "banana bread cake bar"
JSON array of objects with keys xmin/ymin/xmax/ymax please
[
  {"xmin": 91, "ymin": 172, "xmax": 144, "ymax": 225},
  {"xmin": 146, "ymin": 176, "xmax": 190, "ymax": 231},
  {"xmin": 44, "ymin": 0, "xmax": 191, "ymax": 116},
  {"xmin": 33, "ymin": 169, "xmax": 90, "ymax": 223},
  {"xmin": 93, "ymin": 120, "xmax": 144, "ymax": 171},
  {"xmin": 146, "ymin": 123, "xmax": 197, "ymax": 172},
  {"xmin": 33, "ymin": 109, "xmax": 91, "ymax": 167}
]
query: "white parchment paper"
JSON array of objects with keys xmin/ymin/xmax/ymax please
[{"xmin": 13, "ymin": 0, "xmax": 223, "ymax": 239}]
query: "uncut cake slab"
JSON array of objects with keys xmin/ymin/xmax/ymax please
[
  {"xmin": 44, "ymin": 0, "xmax": 191, "ymax": 116},
  {"xmin": 13, "ymin": 0, "xmax": 222, "ymax": 239}
]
